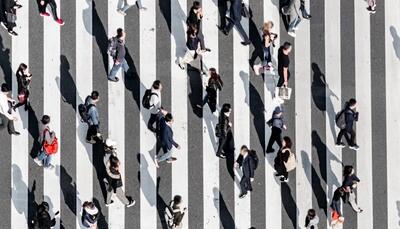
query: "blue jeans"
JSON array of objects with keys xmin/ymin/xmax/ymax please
[
  {"xmin": 108, "ymin": 58, "xmax": 129, "ymax": 80},
  {"xmin": 37, "ymin": 150, "xmax": 53, "ymax": 168}
]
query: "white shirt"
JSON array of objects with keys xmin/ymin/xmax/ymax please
[
  {"xmin": 0, "ymin": 93, "xmax": 13, "ymax": 119},
  {"xmin": 149, "ymin": 89, "xmax": 161, "ymax": 114}
]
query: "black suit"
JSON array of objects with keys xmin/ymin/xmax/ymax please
[
  {"xmin": 216, "ymin": 113, "xmax": 234, "ymax": 156},
  {"xmin": 224, "ymin": 0, "xmax": 250, "ymax": 43},
  {"xmin": 237, "ymin": 154, "xmax": 255, "ymax": 195}
]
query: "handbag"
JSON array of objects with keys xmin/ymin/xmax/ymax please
[
  {"xmin": 283, "ymin": 149, "xmax": 296, "ymax": 171},
  {"xmin": 275, "ymin": 87, "xmax": 292, "ymax": 100}
]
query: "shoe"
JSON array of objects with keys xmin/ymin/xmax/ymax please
[
  {"xmin": 8, "ymin": 30, "xmax": 18, "ymax": 36},
  {"xmin": 105, "ymin": 200, "xmax": 114, "ymax": 207},
  {"xmin": 367, "ymin": 6, "xmax": 376, "ymax": 14},
  {"xmin": 166, "ymin": 157, "xmax": 177, "ymax": 163},
  {"xmin": 11, "ymin": 131, "xmax": 20, "ymax": 136},
  {"xmin": 117, "ymin": 9, "xmax": 127, "ymax": 16},
  {"xmin": 126, "ymin": 200, "xmax": 136, "ymax": 208},
  {"xmin": 34, "ymin": 158, "xmax": 43, "ymax": 166},
  {"xmin": 47, "ymin": 164, "xmax": 55, "ymax": 170},
  {"xmin": 217, "ymin": 25, "xmax": 228, "ymax": 36},
  {"xmin": 266, "ymin": 148, "xmax": 274, "ymax": 154},
  {"xmin": 108, "ymin": 77, "xmax": 119, "ymax": 82},
  {"xmin": 288, "ymin": 31, "xmax": 296, "ymax": 37},
  {"xmin": 205, "ymin": 48, "xmax": 211, "ymax": 52},
  {"xmin": 280, "ymin": 177, "xmax": 289, "ymax": 182},
  {"xmin": 40, "ymin": 12, "xmax": 50, "ymax": 17},
  {"xmin": 86, "ymin": 139, "xmax": 96, "ymax": 144},
  {"xmin": 335, "ymin": 142, "xmax": 346, "ymax": 148},
  {"xmin": 217, "ymin": 154, "xmax": 226, "ymax": 159},
  {"xmin": 358, "ymin": 208, "xmax": 363, "ymax": 213},
  {"xmin": 56, "ymin": 19, "xmax": 65, "ymax": 26},
  {"xmin": 349, "ymin": 144, "xmax": 360, "ymax": 150},
  {"xmin": 239, "ymin": 193, "xmax": 247, "ymax": 199},
  {"xmin": 154, "ymin": 155, "xmax": 159, "ymax": 168},
  {"xmin": 241, "ymin": 41, "xmax": 251, "ymax": 46},
  {"xmin": 274, "ymin": 172, "xmax": 281, "ymax": 177},
  {"xmin": 177, "ymin": 62, "xmax": 185, "ymax": 70},
  {"xmin": 303, "ymin": 14, "xmax": 311, "ymax": 19}
]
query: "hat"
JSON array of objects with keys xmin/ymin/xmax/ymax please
[{"xmin": 105, "ymin": 138, "xmax": 116, "ymax": 148}]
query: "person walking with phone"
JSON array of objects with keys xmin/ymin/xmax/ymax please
[{"xmin": 13, "ymin": 63, "xmax": 32, "ymax": 111}]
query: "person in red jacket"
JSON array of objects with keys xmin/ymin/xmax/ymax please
[{"xmin": 38, "ymin": 0, "xmax": 64, "ymax": 26}]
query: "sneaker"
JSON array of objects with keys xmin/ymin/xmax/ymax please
[
  {"xmin": 241, "ymin": 41, "xmax": 251, "ymax": 46},
  {"xmin": 126, "ymin": 200, "xmax": 136, "ymax": 208},
  {"xmin": 40, "ymin": 12, "xmax": 50, "ymax": 17},
  {"xmin": 86, "ymin": 139, "xmax": 96, "ymax": 144},
  {"xmin": 349, "ymin": 144, "xmax": 360, "ymax": 150},
  {"xmin": 117, "ymin": 9, "xmax": 127, "ymax": 16},
  {"xmin": 108, "ymin": 77, "xmax": 119, "ymax": 82},
  {"xmin": 335, "ymin": 142, "xmax": 346, "ymax": 148},
  {"xmin": 105, "ymin": 200, "xmax": 114, "ymax": 207},
  {"xmin": 8, "ymin": 30, "xmax": 18, "ymax": 36},
  {"xmin": 288, "ymin": 31, "xmax": 296, "ymax": 37},
  {"xmin": 280, "ymin": 177, "xmax": 289, "ymax": 182},
  {"xmin": 154, "ymin": 155, "xmax": 159, "ymax": 168},
  {"xmin": 11, "ymin": 131, "xmax": 20, "ymax": 135},
  {"xmin": 34, "ymin": 158, "xmax": 43, "ymax": 166},
  {"xmin": 366, "ymin": 6, "xmax": 376, "ymax": 13},
  {"xmin": 56, "ymin": 19, "xmax": 65, "ymax": 26},
  {"xmin": 177, "ymin": 62, "xmax": 185, "ymax": 70},
  {"xmin": 358, "ymin": 208, "xmax": 363, "ymax": 213},
  {"xmin": 47, "ymin": 164, "xmax": 55, "ymax": 170},
  {"xmin": 166, "ymin": 157, "xmax": 177, "ymax": 163},
  {"xmin": 239, "ymin": 193, "xmax": 247, "ymax": 199},
  {"xmin": 217, "ymin": 154, "xmax": 226, "ymax": 159}
]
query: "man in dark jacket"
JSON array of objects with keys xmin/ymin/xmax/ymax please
[
  {"xmin": 33, "ymin": 201, "xmax": 56, "ymax": 229},
  {"xmin": 108, "ymin": 28, "xmax": 129, "ymax": 82},
  {"xmin": 235, "ymin": 145, "xmax": 255, "ymax": 198},
  {"xmin": 335, "ymin": 98, "xmax": 359, "ymax": 150},
  {"xmin": 266, "ymin": 106, "xmax": 286, "ymax": 153},
  {"xmin": 155, "ymin": 112, "xmax": 180, "ymax": 167},
  {"xmin": 219, "ymin": 0, "xmax": 250, "ymax": 46},
  {"xmin": 216, "ymin": 103, "xmax": 234, "ymax": 158}
]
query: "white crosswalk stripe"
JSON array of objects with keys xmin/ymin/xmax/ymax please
[{"xmin": 1, "ymin": 0, "xmax": 399, "ymax": 229}]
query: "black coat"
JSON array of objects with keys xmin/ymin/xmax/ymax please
[
  {"xmin": 218, "ymin": 113, "xmax": 230, "ymax": 137},
  {"xmin": 229, "ymin": 0, "xmax": 242, "ymax": 21},
  {"xmin": 237, "ymin": 154, "xmax": 255, "ymax": 179}
]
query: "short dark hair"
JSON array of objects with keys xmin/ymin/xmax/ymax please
[
  {"xmin": 173, "ymin": 195, "xmax": 182, "ymax": 205},
  {"xmin": 283, "ymin": 136, "xmax": 292, "ymax": 149},
  {"xmin": 91, "ymin": 91, "xmax": 99, "ymax": 100},
  {"xmin": 307, "ymin": 209, "xmax": 316, "ymax": 218},
  {"xmin": 165, "ymin": 113, "xmax": 173, "ymax": 122},
  {"xmin": 152, "ymin": 80, "xmax": 161, "ymax": 90},
  {"xmin": 343, "ymin": 165, "xmax": 354, "ymax": 177},
  {"xmin": 41, "ymin": 115, "xmax": 51, "ymax": 125},
  {"xmin": 116, "ymin": 28, "xmax": 123, "ymax": 38},
  {"xmin": 193, "ymin": 1, "xmax": 201, "ymax": 9},
  {"xmin": 282, "ymin": 42, "xmax": 291, "ymax": 50},
  {"xmin": 221, "ymin": 103, "xmax": 231, "ymax": 113},
  {"xmin": 1, "ymin": 83, "xmax": 10, "ymax": 92},
  {"xmin": 241, "ymin": 145, "xmax": 249, "ymax": 152},
  {"xmin": 348, "ymin": 98, "xmax": 357, "ymax": 107}
]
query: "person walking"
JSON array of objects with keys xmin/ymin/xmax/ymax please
[
  {"xmin": 335, "ymin": 98, "xmax": 359, "ymax": 150},
  {"xmin": 235, "ymin": 145, "xmax": 256, "ymax": 198},
  {"xmin": 342, "ymin": 165, "xmax": 363, "ymax": 213},
  {"xmin": 34, "ymin": 115, "xmax": 57, "ymax": 169},
  {"xmin": 305, "ymin": 209, "xmax": 319, "ymax": 229},
  {"xmin": 330, "ymin": 187, "xmax": 345, "ymax": 228},
  {"xmin": 38, "ymin": 0, "xmax": 65, "ymax": 25},
  {"xmin": 117, "ymin": 0, "xmax": 146, "ymax": 16},
  {"xmin": 108, "ymin": 28, "xmax": 129, "ymax": 82},
  {"xmin": 2, "ymin": 0, "xmax": 21, "ymax": 36},
  {"xmin": 32, "ymin": 201, "xmax": 57, "ymax": 229},
  {"xmin": 13, "ymin": 63, "xmax": 32, "ymax": 111},
  {"xmin": 219, "ymin": 0, "xmax": 251, "ymax": 45},
  {"xmin": 300, "ymin": 0, "xmax": 311, "ymax": 19},
  {"xmin": 266, "ymin": 106, "xmax": 286, "ymax": 153},
  {"xmin": 155, "ymin": 112, "xmax": 180, "ymax": 167},
  {"xmin": 186, "ymin": 1, "xmax": 203, "ymax": 33},
  {"xmin": 165, "ymin": 195, "xmax": 187, "ymax": 229},
  {"xmin": 277, "ymin": 42, "xmax": 292, "ymax": 87},
  {"xmin": 105, "ymin": 154, "xmax": 135, "ymax": 207},
  {"xmin": 0, "ymin": 83, "xmax": 20, "ymax": 135},
  {"xmin": 281, "ymin": 0, "xmax": 301, "ymax": 37},
  {"xmin": 81, "ymin": 201, "xmax": 98, "ymax": 228},
  {"xmin": 85, "ymin": 91, "xmax": 101, "ymax": 144},
  {"xmin": 274, "ymin": 136, "xmax": 295, "ymax": 182},
  {"xmin": 366, "ymin": 0, "xmax": 376, "ymax": 13},
  {"xmin": 176, "ymin": 26, "xmax": 209, "ymax": 74},
  {"xmin": 216, "ymin": 103, "xmax": 234, "ymax": 159},
  {"xmin": 198, "ymin": 68, "xmax": 223, "ymax": 113},
  {"xmin": 146, "ymin": 80, "xmax": 163, "ymax": 133}
]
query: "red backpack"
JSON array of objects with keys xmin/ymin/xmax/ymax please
[{"xmin": 42, "ymin": 129, "xmax": 58, "ymax": 155}]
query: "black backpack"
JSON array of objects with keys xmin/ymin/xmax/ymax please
[
  {"xmin": 78, "ymin": 96, "xmax": 94, "ymax": 123},
  {"xmin": 142, "ymin": 89, "xmax": 158, "ymax": 109},
  {"xmin": 335, "ymin": 109, "xmax": 346, "ymax": 129},
  {"xmin": 249, "ymin": 150, "xmax": 259, "ymax": 170}
]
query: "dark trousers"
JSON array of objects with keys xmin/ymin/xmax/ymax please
[
  {"xmin": 216, "ymin": 129, "xmax": 234, "ymax": 156},
  {"xmin": 147, "ymin": 113, "xmax": 158, "ymax": 132},
  {"xmin": 225, "ymin": 18, "xmax": 250, "ymax": 43},
  {"xmin": 267, "ymin": 126, "xmax": 283, "ymax": 151},
  {"xmin": 240, "ymin": 176, "xmax": 252, "ymax": 195},
  {"xmin": 336, "ymin": 129, "xmax": 356, "ymax": 146},
  {"xmin": 86, "ymin": 125, "xmax": 98, "ymax": 141},
  {"xmin": 202, "ymin": 93, "xmax": 217, "ymax": 113},
  {"xmin": 277, "ymin": 74, "xmax": 290, "ymax": 87},
  {"xmin": 274, "ymin": 156, "xmax": 288, "ymax": 179},
  {"xmin": 0, "ymin": 113, "xmax": 16, "ymax": 134},
  {"xmin": 39, "ymin": 0, "xmax": 59, "ymax": 20}
]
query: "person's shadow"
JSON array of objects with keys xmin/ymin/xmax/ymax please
[
  {"xmin": 187, "ymin": 69, "xmax": 203, "ymax": 118},
  {"xmin": 0, "ymin": 31, "xmax": 12, "ymax": 86},
  {"xmin": 56, "ymin": 165, "xmax": 79, "ymax": 216},
  {"xmin": 281, "ymin": 183, "xmax": 298, "ymax": 229},
  {"xmin": 213, "ymin": 187, "xmax": 234, "ymax": 229},
  {"xmin": 156, "ymin": 177, "xmax": 169, "ymax": 229},
  {"xmin": 11, "ymin": 164, "xmax": 30, "ymax": 226},
  {"xmin": 390, "ymin": 26, "xmax": 400, "ymax": 59},
  {"xmin": 311, "ymin": 63, "xmax": 339, "ymax": 139},
  {"xmin": 397, "ymin": 200, "xmax": 400, "ymax": 226},
  {"xmin": 58, "ymin": 55, "xmax": 77, "ymax": 111},
  {"xmin": 136, "ymin": 151, "xmax": 157, "ymax": 207}
]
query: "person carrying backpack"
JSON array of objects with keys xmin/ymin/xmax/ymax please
[
  {"xmin": 165, "ymin": 195, "xmax": 186, "ymax": 229},
  {"xmin": 107, "ymin": 28, "xmax": 129, "ymax": 82},
  {"xmin": 142, "ymin": 80, "xmax": 163, "ymax": 133},
  {"xmin": 234, "ymin": 145, "xmax": 256, "ymax": 199},
  {"xmin": 34, "ymin": 115, "xmax": 58, "ymax": 169},
  {"xmin": 82, "ymin": 91, "xmax": 101, "ymax": 144},
  {"xmin": 335, "ymin": 98, "xmax": 359, "ymax": 150},
  {"xmin": 32, "ymin": 201, "xmax": 57, "ymax": 229},
  {"xmin": 81, "ymin": 201, "xmax": 99, "ymax": 228},
  {"xmin": 274, "ymin": 136, "xmax": 295, "ymax": 182}
]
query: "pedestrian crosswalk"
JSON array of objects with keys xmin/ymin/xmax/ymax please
[{"xmin": 1, "ymin": 0, "xmax": 400, "ymax": 229}]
